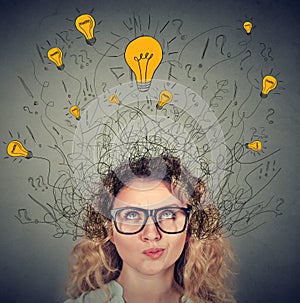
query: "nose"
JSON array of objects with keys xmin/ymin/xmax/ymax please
[{"xmin": 140, "ymin": 216, "xmax": 162, "ymax": 241}]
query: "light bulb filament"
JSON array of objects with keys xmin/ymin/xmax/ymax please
[
  {"xmin": 134, "ymin": 53, "xmax": 154, "ymax": 83},
  {"xmin": 11, "ymin": 144, "xmax": 17, "ymax": 153},
  {"xmin": 50, "ymin": 51, "xmax": 59, "ymax": 57},
  {"xmin": 79, "ymin": 19, "xmax": 91, "ymax": 26}
]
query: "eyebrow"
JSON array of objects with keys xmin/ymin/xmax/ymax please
[{"xmin": 113, "ymin": 203, "xmax": 182, "ymax": 210}]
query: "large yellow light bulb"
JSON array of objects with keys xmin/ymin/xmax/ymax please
[
  {"xmin": 156, "ymin": 90, "xmax": 173, "ymax": 109},
  {"xmin": 245, "ymin": 140, "xmax": 262, "ymax": 152},
  {"xmin": 260, "ymin": 75, "xmax": 277, "ymax": 98},
  {"xmin": 75, "ymin": 14, "xmax": 96, "ymax": 46},
  {"xmin": 124, "ymin": 36, "xmax": 163, "ymax": 92},
  {"xmin": 7, "ymin": 140, "xmax": 33, "ymax": 159},
  {"xmin": 47, "ymin": 47, "xmax": 64, "ymax": 70},
  {"xmin": 243, "ymin": 21, "xmax": 253, "ymax": 35},
  {"xmin": 69, "ymin": 105, "xmax": 81, "ymax": 120}
]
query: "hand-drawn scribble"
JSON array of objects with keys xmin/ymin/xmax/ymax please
[
  {"xmin": 3, "ymin": 11, "xmax": 284, "ymax": 240},
  {"xmin": 215, "ymin": 34, "xmax": 231, "ymax": 57},
  {"xmin": 18, "ymin": 76, "xmax": 34, "ymax": 98},
  {"xmin": 240, "ymin": 50, "xmax": 252, "ymax": 70},
  {"xmin": 260, "ymin": 42, "xmax": 274, "ymax": 62}
]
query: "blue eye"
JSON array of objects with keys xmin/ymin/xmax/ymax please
[
  {"xmin": 125, "ymin": 211, "xmax": 140, "ymax": 220},
  {"xmin": 159, "ymin": 209, "xmax": 176, "ymax": 220}
]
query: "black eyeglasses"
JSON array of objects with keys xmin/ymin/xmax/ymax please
[{"xmin": 110, "ymin": 205, "xmax": 192, "ymax": 235}]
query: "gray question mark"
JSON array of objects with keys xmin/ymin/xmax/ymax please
[
  {"xmin": 266, "ymin": 108, "xmax": 275, "ymax": 124},
  {"xmin": 23, "ymin": 106, "xmax": 33, "ymax": 114},
  {"xmin": 185, "ymin": 64, "xmax": 196, "ymax": 81},
  {"xmin": 70, "ymin": 54, "xmax": 78, "ymax": 65},
  {"xmin": 267, "ymin": 47, "xmax": 274, "ymax": 61},
  {"xmin": 172, "ymin": 19, "xmax": 187, "ymax": 40},
  {"xmin": 28, "ymin": 177, "xmax": 37, "ymax": 190}
]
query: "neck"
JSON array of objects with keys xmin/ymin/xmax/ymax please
[{"xmin": 116, "ymin": 264, "xmax": 182, "ymax": 303}]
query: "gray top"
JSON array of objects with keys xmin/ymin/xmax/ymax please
[{"xmin": 63, "ymin": 280, "xmax": 194, "ymax": 303}]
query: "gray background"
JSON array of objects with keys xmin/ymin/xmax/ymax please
[{"xmin": 0, "ymin": 0, "xmax": 299, "ymax": 302}]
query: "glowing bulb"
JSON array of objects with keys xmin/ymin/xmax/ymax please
[
  {"xmin": 125, "ymin": 36, "xmax": 163, "ymax": 92},
  {"xmin": 243, "ymin": 21, "xmax": 253, "ymax": 35},
  {"xmin": 260, "ymin": 75, "xmax": 277, "ymax": 98},
  {"xmin": 7, "ymin": 140, "xmax": 33, "ymax": 159},
  {"xmin": 109, "ymin": 94, "xmax": 120, "ymax": 105},
  {"xmin": 245, "ymin": 140, "xmax": 262, "ymax": 152},
  {"xmin": 156, "ymin": 90, "xmax": 173, "ymax": 110},
  {"xmin": 69, "ymin": 105, "xmax": 81, "ymax": 120},
  {"xmin": 47, "ymin": 47, "xmax": 65, "ymax": 70},
  {"xmin": 75, "ymin": 14, "xmax": 96, "ymax": 46}
]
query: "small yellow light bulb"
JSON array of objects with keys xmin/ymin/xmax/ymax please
[
  {"xmin": 69, "ymin": 105, "xmax": 81, "ymax": 120},
  {"xmin": 260, "ymin": 75, "xmax": 277, "ymax": 98},
  {"xmin": 156, "ymin": 90, "xmax": 173, "ymax": 110},
  {"xmin": 125, "ymin": 36, "xmax": 163, "ymax": 92},
  {"xmin": 47, "ymin": 47, "xmax": 65, "ymax": 70},
  {"xmin": 245, "ymin": 140, "xmax": 262, "ymax": 152},
  {"xmin": 243, "ymin": 21, "xmax": 253, "ymax": 35},
  {"xmin": 7, "ymin": 140, "xmax": 33, "ymax": 159},
  {"xmin": 75, "ymin": 14, "xmax": 96, "ymax": 46},
  {"xmin": 109, "ymin": 94, "xmax": 120, "ymax": 105}
]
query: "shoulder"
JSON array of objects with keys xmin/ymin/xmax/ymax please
[
  {"xmin": 181, "ymin": 296, "xmax": 202, "ymax": 303},
  {"xmin": 62, "ymin": 280, "xmax": 124, "ymax": 303}
]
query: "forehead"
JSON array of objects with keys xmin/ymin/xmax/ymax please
[{"xmin": 113, "ymin": 178, "xmax": 182, "ymax": 208}]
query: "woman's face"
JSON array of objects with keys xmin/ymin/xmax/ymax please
[{"xmin": 110, "ymin": 178, "xmax": 188, "ymax": 277}]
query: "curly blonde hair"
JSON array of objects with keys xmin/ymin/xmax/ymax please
[{"xmin": 66, "ymin": 156, "xmax": 236, "ymax": 303}]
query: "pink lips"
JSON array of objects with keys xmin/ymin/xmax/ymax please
[{"xmin": 143, "ymin": 248, "xmax": 165, "ymax": 259}]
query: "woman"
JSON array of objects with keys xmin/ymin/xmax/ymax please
[{"xmin": 64, "ymin": 156, "xmax": 236, "ymax": 303}]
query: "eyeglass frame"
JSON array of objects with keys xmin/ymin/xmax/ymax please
[{"xmin": 110, "ymin": 204, "xmax": 192, "ymax": 235}]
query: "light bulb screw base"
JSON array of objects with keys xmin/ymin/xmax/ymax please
[
  {"xmin": 137, "ymin": 81, "xmax": 151, "ymax": 92},
  {"xmin": 86, "ymin": 37, "xmax": 96, "ymax": 46},
  {"xmin": 26, "ymin": 151, "xmax": 33, "ymax": 159},
  {"xmin": 260, "ymin": 92, "xmax": 268, "ymax": 98},
  {"xmin": 57, "ymin": 64, "xmax": 65, "ymax": 71},
  {"xmin": 156, "ymin": 104, "xmax": 163, "ymax": 110}
]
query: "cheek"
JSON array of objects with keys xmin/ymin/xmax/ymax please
[
  {"xmin": 178, "ymin": 232, "xmax": 188, "ymax": 250},
  {"xmin": 111, "ymin": 228, "xmax": 138, "ymax": 257},
  {"xmin": 168, "ymin": 232, "xmax": 188, "ymax": 260}
]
